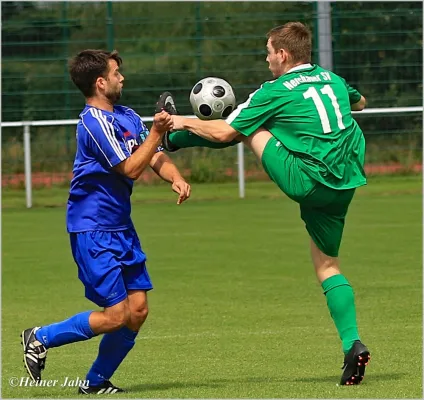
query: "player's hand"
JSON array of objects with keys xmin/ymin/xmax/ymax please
[
  {"xmin": 153, "ymin": 111, "xmax": 173, "ymax": 135},
  {"xmin": 171, "ymin": 115, "xmax": 185, "ymax": 131},
  {"xmin": 171, "ymin": 179, "xmax": 191, "ymax": 205}
]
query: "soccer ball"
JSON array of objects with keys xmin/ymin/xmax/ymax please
[{"xmin": 189, "ymin": 77, "xmax": 236, "ymax": 120}]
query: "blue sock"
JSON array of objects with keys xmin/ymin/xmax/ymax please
[
  {"xmin": 86, "ymin": 326, "xmax": 138, "ymax": 386},
  {"xmin": 35, "ymin": 311, "xmax": 95, "ymax": 348}
]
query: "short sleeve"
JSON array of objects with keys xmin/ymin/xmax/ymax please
[
  {"xmin": 340, "ymin": 77, "xmax": 362, "ymax": 105},
  {"xmin": 225, "ymin": 83, "xmax": 276, "ymax": 136},
  {"xmin": 81, "ymin": 108, "xmax": 130, "ymax": 168}
]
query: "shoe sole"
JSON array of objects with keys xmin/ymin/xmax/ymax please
[
  {"xmin": 78, "ymin": 386, "xmax": 124, "ymax": 395},
  {"xmin": 343, "ymin": 350, "xmax": 371, "ymax": 385},
  {"xmin": 155, "ymin": 91, "xmax": 177, "ymax": 115},
  {"xmin": 78, "ymin": 387, "xmax": 89, "ymax": 395},
  {"xmin": 155, "ymin": 91, "xmax": 180, "ymax": 152},
  {"xmin": 21, "ymin": 330, "xmax": 38, "ymax": 382}
]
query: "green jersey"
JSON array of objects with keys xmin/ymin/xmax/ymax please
[{"xmin": 226, "ymin": 64, "xmax": 366, "ymax": 190}]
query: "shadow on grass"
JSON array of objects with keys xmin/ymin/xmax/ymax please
[
  {"xmin": 293, "ymin": 372, "xmax": 406, "ymax": 384},
  {"xmin": 128, "ymin": 372, "xmax": 407, "ymax": 393},
  {"xmin": 128, "ymin": 376, "xmax": 287, "ymax": 392}
]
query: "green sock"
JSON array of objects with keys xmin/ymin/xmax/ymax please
[
  {"xmin": 322, "ymin": 274, "xmax": 360, "ymax": 354},
  {"xmin": 169, "ymin": 130, "xmax": 239, "ymax": 149}
]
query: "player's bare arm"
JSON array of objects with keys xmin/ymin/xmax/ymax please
[
  {"xmin": 113, "ymin": 111, "xmax": 172, "ymax": 180},
  {"xmin": 149, "ymin": 152, "xmax": 191, "ymax": 205},
  {"xmin": 172, "ymin": 115, "xmax": 239, "ymax": 143},
  {"xmin": 351, "ymin": 95, "xmax": 366, "ymax": 111}
]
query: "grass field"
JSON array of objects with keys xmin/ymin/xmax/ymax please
[{"xmin": 2, "ymin": 176, "xmax": 422, "ymax": 398}]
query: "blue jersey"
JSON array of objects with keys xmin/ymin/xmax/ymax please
[{"xmin": 67, "ymin": 105, "xmax": 162, "ymax": 232}]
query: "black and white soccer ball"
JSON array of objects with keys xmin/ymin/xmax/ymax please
[{"xmin": 189, "ymin": 77, "xmax": 236, "ymax": 120}]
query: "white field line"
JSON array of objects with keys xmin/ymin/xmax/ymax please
[
  {"xmin": 138, "ymin": 328, "xmax": 329, "ymax": 341},
  {"xmin": 138, "ymin": 324, "xmax": 418, "ymax": 341},
  {"xmin": 145, "ymin": 222, "xmax": 421, "ymax": 238}
]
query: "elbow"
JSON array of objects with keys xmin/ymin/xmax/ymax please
[
  {"xmin": 221, "ymin": 133, "xmax": 237, "ymax": 143},
  {"xmin": 212, "ymin": 130, "xmax": 237, "ymax": 143},
  {"xmin": 119, "ymin": 169, "xmax": 139, "ymax": 180},
  {"xmin": 352, "ymin": 96, "xmax": 367, "ymax": 112},
  {"xmin": 356, "ymin": 103, "xmax": 366, "ymax": 112},
  {"xmin": 120, "ymin": 167, "xmax": 142, "ymax": 181},
  {"xmin": 127, "ymin": 171, "xmax": 140, "ymax": 181},
  {"xmin": 127, "ymin": 165, "xmax": 148, "ymax": 180},
  {"xmin": 352, "ymin": 105, "xmax": 364, "ymax": 112},
  {"xmin": 114, "ymin": 159, "xmax": 145, "ymax": 180}
]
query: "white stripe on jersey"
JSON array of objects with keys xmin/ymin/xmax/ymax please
[
  {"xmin": 225, "ymin": 85, "xmax": 264, "ymax": 124},
  {"xmin": 92, "ymin": 108, "xmax": 127, "ymax": 160},
  {"xmin": 225, "ymin": 80, "xmax": 277, "ymax": 125},
  {"xmin": 90, "ymin": 108, "xmax": 127, "ymax": 161},
  {"xmin": 99, "ymin": 111, "xmax": 129, "ymax": 157},
  {"xmin": 81, "ymin": 120, "xmax": 113, "ymax": 167}
]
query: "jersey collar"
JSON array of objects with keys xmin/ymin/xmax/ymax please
[{"xmin": 284, "ymin": 63, "xmax": 314, "ymax": 75}]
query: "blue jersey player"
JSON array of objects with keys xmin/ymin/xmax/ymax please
[{"xmin": 21, "ymin": 49, "xmax": 191, "ymax": 394}]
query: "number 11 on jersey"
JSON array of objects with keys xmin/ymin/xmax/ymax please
[{"xmin": 303, "ymin": 84, "xmax": 346, "ymax": 133}]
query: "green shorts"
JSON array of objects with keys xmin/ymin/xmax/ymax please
[{"xmin": 261, "ymin": 136, "xmax": 355, "ymax": 257}]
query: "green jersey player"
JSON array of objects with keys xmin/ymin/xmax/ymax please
[{"xmin": 157, "ymin": 22, "xmax": 370, "ymax": 385}]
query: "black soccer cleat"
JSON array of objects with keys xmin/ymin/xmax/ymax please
[
  {"xmin": 155, "ymin": 91, "xmax": 180, "ymax": 152},
  {"xmin": 78, "ymin": 380, "xmax": 125, "ymax": 395},
  {"xmin": 340, "ymin": 340, "xmax": 370, "ymax": 385},
  {"xmin": 155, "ymin": 91, "xmax": 177, "ymax": 115},
  {"xmin": 21, "ymin": 327, "xmax": 48, "ymax": 382}
]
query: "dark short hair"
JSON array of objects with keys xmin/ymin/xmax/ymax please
[
  {"xmin": 68, "ymin": 49, "xmax": 122, "ymax": 97},
  {"xmin": 266, "ymin": 22, "xmax": 312, "ymax": 63}
]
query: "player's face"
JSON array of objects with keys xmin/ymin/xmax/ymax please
[
  {"xmin": 266, "ymin": 38, "xmax": 285, "ymax": 78},
  {"xmin": 104, "ymin": 59, "xmax": 124, "ymax": 103}
]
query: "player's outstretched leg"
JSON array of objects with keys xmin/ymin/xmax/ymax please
[
  {"xmin": 21, "ymin": 327, "xmax": 48, "ymax": 382},
  {"xmin": 21, "ymin": 311, "xmax": 96, "ymax": 382},
  {"xmin": 155, "ymin": 91, "xmax": 239, "ymax": 151}
]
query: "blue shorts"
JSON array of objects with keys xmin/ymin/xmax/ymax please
[{"xmin": 69, "ymin": 228, "xmax": 153, "ymax": 308}]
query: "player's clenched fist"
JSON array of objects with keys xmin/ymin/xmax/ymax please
[{"xmin": 153, "ymin": 110, "xmax": 173, "ymax": 134}]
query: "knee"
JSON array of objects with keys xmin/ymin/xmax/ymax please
[
  {"xmin": 315, "ymin": 259, "xmax": 341, "ymax": 283},
  {"xmin": 131, "ymin": 303, "xmax": 149, "ymax": 325},
  {"xmin": 310, "ymin": 240, "xmax": 341, "ymax": 283},
  {"xmin": 104, "ymin": 306, "xmax": 131, "ymax": 331},
  {"xmin": 318, "ymin": 257, "xmax": 339, "ymax": 271}
]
